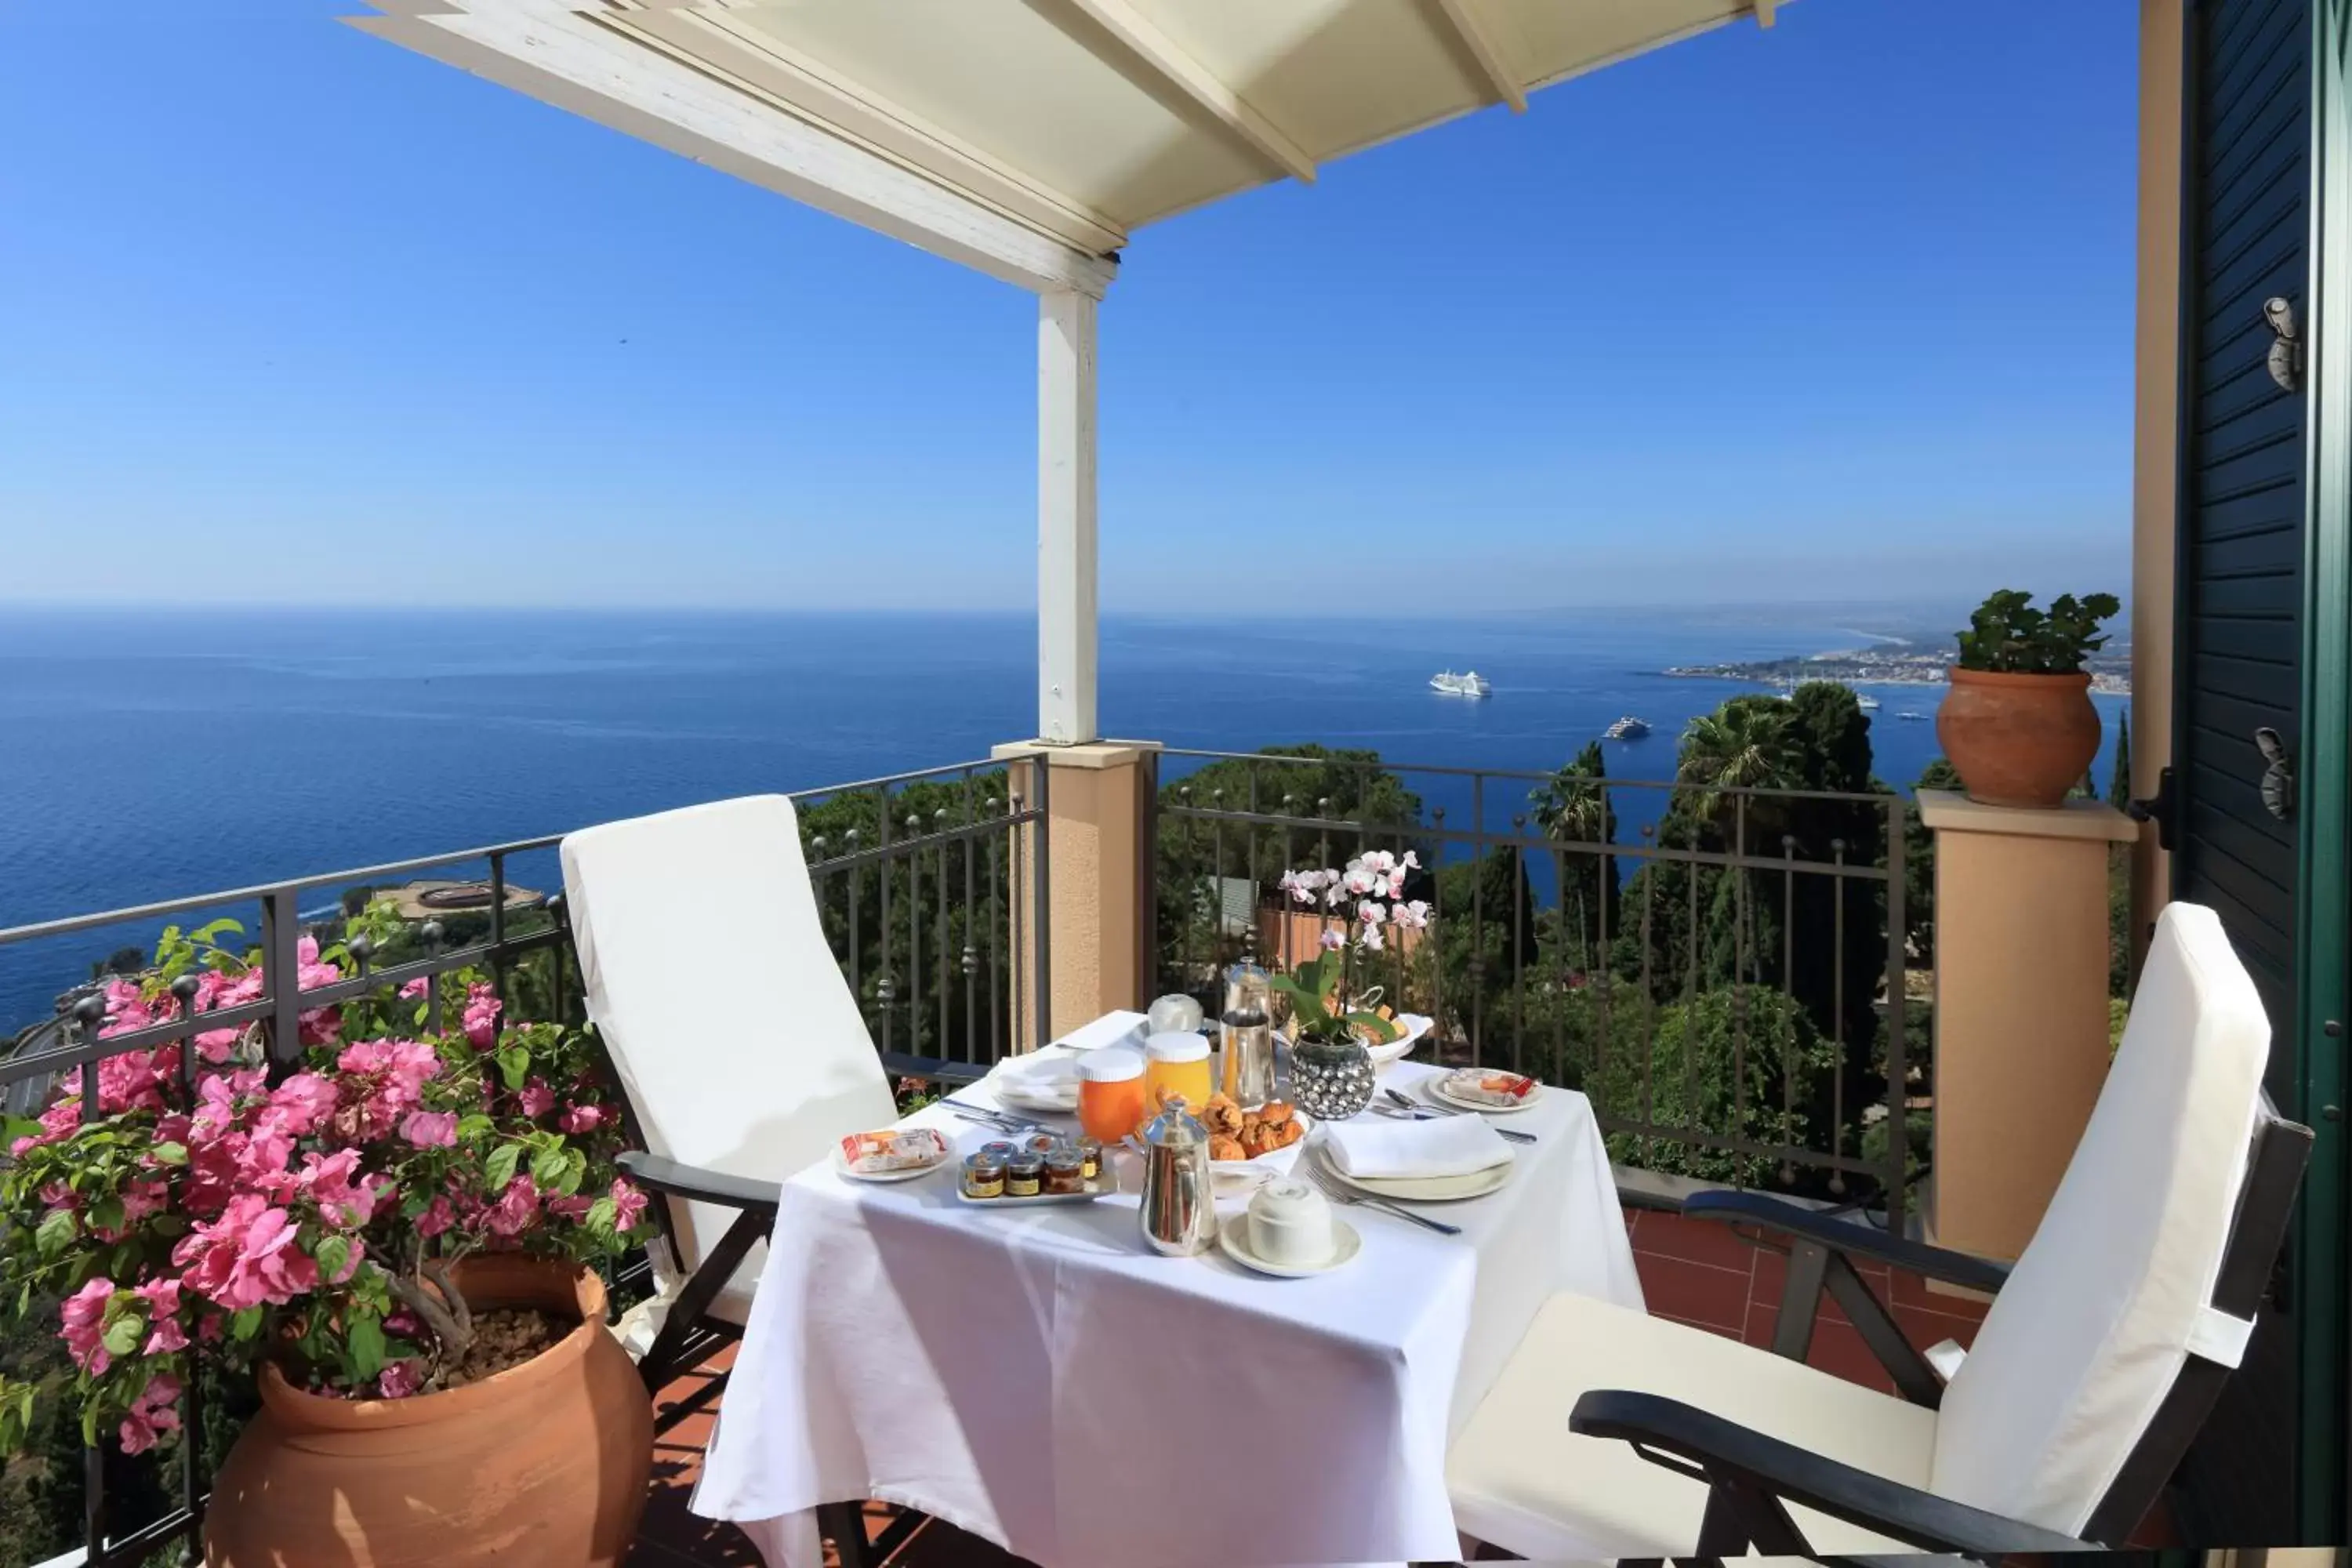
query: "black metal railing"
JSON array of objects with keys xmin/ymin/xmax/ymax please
[
  {"xmin": 1146, "ymin": 747, "xmax": 1918, "ymax": 1227},
  {"xmin": 0, "ymin": 759, "xmax": 1044, "ymax": 1568}
]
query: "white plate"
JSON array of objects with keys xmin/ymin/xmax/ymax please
[
  {"xmin": 989, "ymin": 1045, "xmax": 1085, "ymax": 1112},
  {"xmin": 1217, "ymin": 1216, "xmax": 1363, "ymax": 1278},
  {"xmin": 1308, "ymin": 1140, "xmax": 1514, "ymax": 1202},
  {"xmin": 994, "ymin": 1080, "xmax": 1080, "ymax": 1113},
  {"xmin": 831, "ymin": 1147, "xmax": 952, "ymax": 1184},
  {"xmin": 1427, "ymin": 1070, "xmax": 1544, "ymax": 1115}
]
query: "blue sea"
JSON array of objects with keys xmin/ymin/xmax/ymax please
[{"xmin": 0, "ymin": 608, "xmax": 2127, "ymax": 1031}]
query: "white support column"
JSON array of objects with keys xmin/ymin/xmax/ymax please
[{"xmin": 1038, "ymin": 289, "xmax": 1100, "ymax": 746}]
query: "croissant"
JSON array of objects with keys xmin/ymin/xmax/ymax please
[
  {"xmin": 1210, "ymin": 1135, "xmax": 1247, "ymax": 1162},
  {"xmin": 1256, "ymin": 1100, "xmax": 1295, "ymax": 1127}
]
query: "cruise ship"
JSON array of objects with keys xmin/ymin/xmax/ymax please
[
  {"xmin": 1431, "ymin": 670, "xmax": 1492, "ymax": 698},
  {"xmin": 1603, "ymin": 716, "xmax": 1652, "ymax": 740}
]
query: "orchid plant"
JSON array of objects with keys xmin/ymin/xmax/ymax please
[
  {"xmin": 0, "ymin": 917, "xmax": 652, "ymax": 1461},
  {"xmin": 1272, "ymin": 851, "xmax": 1432, "ymax": 1047}
]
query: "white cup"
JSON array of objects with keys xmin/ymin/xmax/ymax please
[{"xmin": 1248, "ymin": 1178, "xmax": 1334, "ymax": 1268}]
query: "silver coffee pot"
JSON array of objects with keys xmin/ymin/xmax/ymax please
[{"xmin": 1138, "ymin": 1094, "xmax": 1218, "ymax": 1256}]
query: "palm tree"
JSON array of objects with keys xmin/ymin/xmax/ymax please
[
  {"xmin": 1532, "ymin": 742, "xmax": 1618, "ymax": 971},
  {"xmin": 1677, "ymin": 700, "xmax": 1802, "ymax": 792},
  {"xmin": 1674, "ymin": 699, "xmax": 1804, "ymax": 837}
]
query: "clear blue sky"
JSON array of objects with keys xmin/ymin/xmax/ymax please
[{"xmin": 0, "ymin": 1, "xmax": 2136, "ymax": 612}]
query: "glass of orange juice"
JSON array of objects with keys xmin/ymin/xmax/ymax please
[
  {"xmin": 1077, "ymin": 1048, "xmax": 1149, "ymax": 1143},
  {"xmin": 1142, "ymin": 1032, "xmax": 1214, "ymax": 1117}
]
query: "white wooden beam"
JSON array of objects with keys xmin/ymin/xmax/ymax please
[
  {"xmin": 640, "ymin": 7, "xmax": 1127, "ymax": 257},
  {"xmin": 350, "ymin": 4, "xmax": 1117, "ymax": 298},
  {"xmin": 1755, "ymin": 0, "xmax": 1778, "ymax": 27},
  {"xmin": 1054, "ymin": 0, "xmax": 1317, "ymax": 183},
  {"xmin": 1431, "ymin": 0, "xmax": 1530, "ymax": 112},
  {"xmin": 1036, "ymin": 290, "xmax": 1100, "ymax": 746}
]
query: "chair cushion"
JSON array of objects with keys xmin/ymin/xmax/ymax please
[
  {"xmin": 1447, "ymin": 1292, "xmax": 1938, "ymax": 1559},
  {"xmin": 562, "ymin": 794, "xmax": 899, "ymax": 1306},
  {"xmin": 1929, "ymin": 902, "xmax": 2270, "ymax": 1534}
]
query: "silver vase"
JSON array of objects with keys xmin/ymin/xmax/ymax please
[{"xmin": 1288, "ymin": 1033, "xmax": 1377, "ymax": 1121}]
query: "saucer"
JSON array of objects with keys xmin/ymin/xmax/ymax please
[{"xmin": 1216, "ymin": 1216, "xmax": 1362, "ymax": 1278}]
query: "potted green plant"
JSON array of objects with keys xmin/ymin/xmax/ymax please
[{"xmin": 1937, "ymin": 589, "xmax": 2120, "ymax": 808}]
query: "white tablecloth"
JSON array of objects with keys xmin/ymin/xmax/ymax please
[{"xmin": 691, "ymin": 1018, "xmax": 1644, "ymax": 1566}]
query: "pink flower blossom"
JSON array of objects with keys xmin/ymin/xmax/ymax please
[
  {"xmin": 415, "ymin": 1196, "xmax": 457, "ymax": 1240},
  {"xmin": 485, "ymin": 1176, "xmax": 540, "ymax": 1239},
  {"xmin": 385, "ymin": 1309, "xmax": 420, "ymax": 1338},
  {"xmin": 265, "ymin": 1073, "xmax": 339, "ymax": 1137},
  {"xmin": 557, "ymin": 1103, "xmax": 605, "ymax": 1134},
  {"xmin": 299, "ymin": 1149, "xmax": 385, "ymax": 1227},
  {"xmin": 546, "ymin": 1193, "xmax": 594, "ymax": 1223},
  {"xmin": 1357, "ymin": 900, "xmax": 1387, "ymax": 927},
  {"xmin": 376, "ymin": 1360, "xmax": 424, "ymax": 1400},
  {"xmin": 118, "ymin": 1374, "xmax": 182, "ymax": 1455},
  {"xmin": 1390, "ymin": 899, "xmax": 1431, "ymax": 931},
  {"xmin": 398, "ymin": 977, "xmax": 430, "ymax": 1001},
  {"xmin": 517, "ymin": 1079, "xmax": 556, "ymax": 1120},
  {"xmin": 610, "ymin": 1178, "xmax": 649, "ymax": 1234},
  {"xmin": 60, "ymin": 1278, "xmax": 115, "ymax": 1375},
  {"xmin": 145, "ymin": 1316, "xmax": 190, "ymax": 1356},
  {"xmin": 172, "ymin": 1194, "xmax": 318, "ymax": 1310},
  {"xmin": 1317, "ymin": 927, "xmax": 1345, "ymax": 952},
  {"xmin": 1360, "ymin": 926, "xmax": 1385, "ymax": 951},
  {"xmin": 133, "ymin": 1277, "xmax": 181, "ymax": 1317},
  {"xmin": 400, "ymin": 1109, "xmax": 458, "ymax": 1148},
  {"xmin": 462, "ymin": 982, "xmax": 503, "ymax": 1049}
]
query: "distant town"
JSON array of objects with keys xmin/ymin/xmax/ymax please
[{"xmin": 1666, "ymin": 637, "xmax": 2132, "ymax": 696}]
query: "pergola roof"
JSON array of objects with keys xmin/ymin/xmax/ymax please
[{"xmin": 356, "ymin": 0, "xmax": 1779, "ymax": 294}]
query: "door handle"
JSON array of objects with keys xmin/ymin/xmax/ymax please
[{"xmin": 2128, "ymin": 766, "xmax": 2177, "ymax": 851}]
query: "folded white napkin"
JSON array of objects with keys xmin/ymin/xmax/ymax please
[
  {"xmin": 1319, "ymin": 1115, "xmax": 1509, "ymax": 1179},
  {"xmin": 1052, "ymin": 1011, "xmax": 1148, "ymax": 1053}
]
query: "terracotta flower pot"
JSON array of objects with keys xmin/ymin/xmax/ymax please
[
  {"xmin": 1936, "ymin": 667, "xmax": 2102, "ymax": 809},
  {"xmin": 205, "ymin": 1257, "xmax": 653, "ymax": 1568}
]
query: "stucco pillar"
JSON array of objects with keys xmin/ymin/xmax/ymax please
[
  {"xmin": 993, "ymin": 739, "xmax": 1159, "ymax": 1047},
  {"xmin": 1921, "ymin": 790, "xmax": 2138, "ymax": 1260},
  {"xmin": 2130, "ymin": 0, "xmax": 2185, "ymax": 974}
]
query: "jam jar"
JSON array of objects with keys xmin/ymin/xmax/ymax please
[
  {"xmin": 1005, "ymin": 1153, "xmax": 1044, "ymax": 1198},
  {"xmin": 962, "ymin": 1150, "xmax": 1007, "ymax": 1200},
  {"xmin": 1043, "ymin": 1145, "xmax": 1087, "ymax": 1196}
]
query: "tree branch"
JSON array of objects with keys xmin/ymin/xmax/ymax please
[
  {"xmin": 384, "ymin": 1271, "xmax": 467, "ymax": 1363},
  {"xmin": 419, "ymin": 1255, "xmax": 473, "ymax": 1346}
]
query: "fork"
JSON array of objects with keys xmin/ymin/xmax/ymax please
[
  {"xmin": 944, "ymin": 1100, "xmax": 1042, "ymax": 1134},
  {"xmin": 1301, "ymin": 1154, "xmax": 1463, "ymax": 1236},
  {"xmin": 1371, "ymin": 1100, "xmax": 1537, "ymax": 1145}
]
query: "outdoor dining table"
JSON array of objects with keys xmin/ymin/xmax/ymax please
[{"xmin": 689, "ymin": 1011, "xmax": 1646, "ymax": 1568}]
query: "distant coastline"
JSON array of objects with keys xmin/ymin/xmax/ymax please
[{"xmin": 1664, "ymin": 641, "xmax": 2132, "ymax": 697}]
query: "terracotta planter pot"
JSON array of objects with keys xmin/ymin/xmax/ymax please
[
  {"xmin": 205, "ymin": 1257, "xmax": 653, "ymax": 1568},
  {"xmin": 1936, "ymin": 667, "xmax": 2102, "ymax": 809}
]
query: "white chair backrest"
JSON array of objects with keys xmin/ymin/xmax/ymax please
[
  {"xmin": 1929, "ymin": 902, "xmax": 2270, "ymax": 1534},
  {"xmin": 561, "ymin": 794, "xmax": 896, "ymax": 1280}
]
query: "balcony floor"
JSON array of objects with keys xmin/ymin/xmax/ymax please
[{"xmin": 625, "ymin": 1207, "xmax": 1996, "ymax": 1567}]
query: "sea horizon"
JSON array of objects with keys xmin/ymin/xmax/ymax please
[{"xmin": 0, "ymin": 604, "xmax": 2128, "ymax": 1030}]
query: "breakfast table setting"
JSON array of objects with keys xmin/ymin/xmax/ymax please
[{"xmin": 688, "ymin": 985, "xmax": 1646, "ymax": 1568}]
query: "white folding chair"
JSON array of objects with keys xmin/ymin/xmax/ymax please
[
  {"xmin": 560, "ymin": 793, "xmax": 906, "ymax": 1392},
  {"xmin": 1446, "ymin": 902, "xmax": 2310, "ymax": 1557}
]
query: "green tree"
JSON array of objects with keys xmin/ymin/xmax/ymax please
[
  {"xmin": 1153, "ymin": 746, "xmax": 1425, "ymax": 995},
  {"xmin": 1675, "ymin": 696, "xmax": 1804, "ymax": 797},
  {"xmin": 1582, "ymin": 987, "xmax": 1841, "ymax": 1187},
  {"xmin": 1531, "ymin": 740, "xmax": 1619, "ymax": 974}
]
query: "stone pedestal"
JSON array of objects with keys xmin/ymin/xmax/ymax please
[
  {"xmin": 993, "ymin": 739, "xmax": 1159, "ymax": 1047},
  {"xmin": 1919, "ymin": 789, "xmax": 2137, "ymax": 1261}
]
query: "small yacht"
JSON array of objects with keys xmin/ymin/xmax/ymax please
[
  {"xmin": 1898, "ymin": 709, "xmax": 1929, "ymax": 722},
  {"xmin": 1603, "ymin": 715, "xmax": 1652, "ymax": 740},
  {"xmin": 1431, "ymin": 670, "xmax": 1492, "ymax": 698},
  {"xmin": 1856, "ymin": 694, "xmax": 1881, "ymax": 711}
]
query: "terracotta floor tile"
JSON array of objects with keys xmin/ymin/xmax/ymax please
[
  {"xmin": 1632, "ymin": 1252, "xmax": 1752, "ymax": 1334},
  {"xmin": 1654, "ymin": 1308, "xmax": 1744, "ymax": 1343},
  {"xmin": 1889, "ymin": 1266, "xmax": 1994, "ymax": 1318},
  {"xmin": 1893, "ymin": 1304, "xmax": 1983, "ymax": 1355},
  {"xmin": 1631, "ymin": 1209, "xmax": 1765, "ymax": 1272}
]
